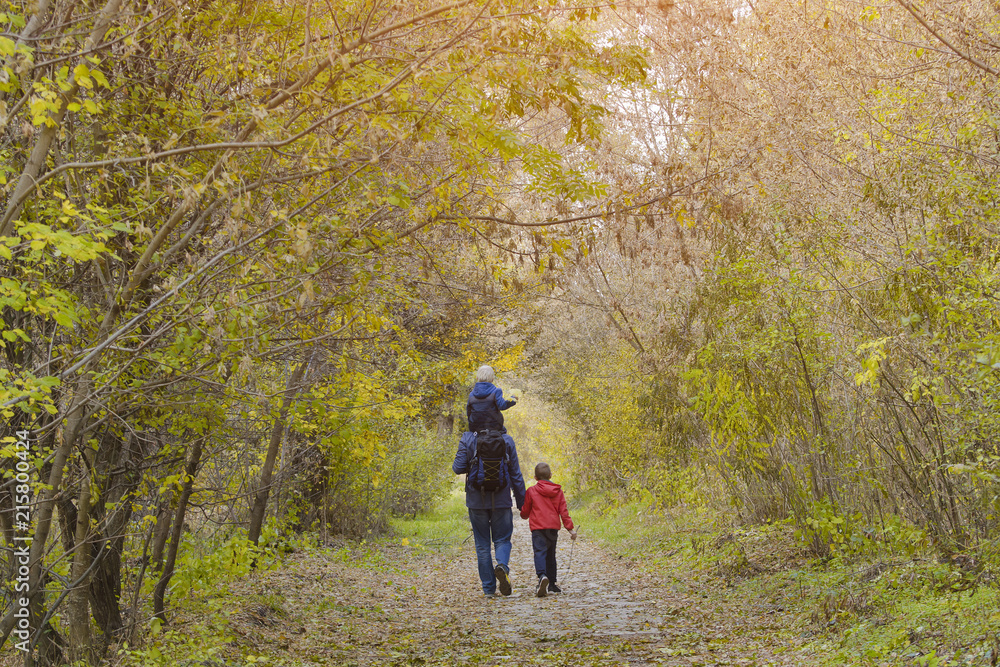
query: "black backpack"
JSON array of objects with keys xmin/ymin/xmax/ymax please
[{"xmin": 470, "ymin": 431, "xmax": 508, "ymax": 492}]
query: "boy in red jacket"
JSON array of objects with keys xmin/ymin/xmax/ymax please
[{"xmin": 520, "ymin": 462, "xmax": 577, "ymax": 597}]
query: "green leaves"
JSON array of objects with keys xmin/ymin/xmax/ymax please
[{"xmin": 0, "ymin": 1, "xmax": 660, "ymax": 647}]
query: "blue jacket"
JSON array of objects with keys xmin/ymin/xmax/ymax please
[
  {"xmin": 470, "ymin": 382, "xmax": 517, "ymax": 409},
  {"xmin": 452, "ymin": 431, "xmax": 526, "ymax": 510},
  {"xmin": 466, "ymin": 382, "xmax": 517, "ymax": 433}
]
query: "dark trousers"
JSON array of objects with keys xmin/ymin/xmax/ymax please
[{"xmin": 531, "ymin": 528, "xmax": 559, "ymax": 582}]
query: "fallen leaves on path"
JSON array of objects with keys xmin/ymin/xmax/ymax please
[{"xmin": 216, "ymin": 519, "xmax": 810, "ymax": 666}]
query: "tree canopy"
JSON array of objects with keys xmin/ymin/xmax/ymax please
[{"xmin": 2, "ymin": 0, "xmax": 1000, "ymax": 663}]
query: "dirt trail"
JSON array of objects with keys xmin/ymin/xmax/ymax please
[
  {"xmin": 232, "ymin": 518, "xmax": 808, "ymax": 666},
  {"xmin": 477, "ymin": 518, "xmax": 671, "ymax": 644}
]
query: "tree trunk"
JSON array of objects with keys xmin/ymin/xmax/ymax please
[
  {"xmin": 26, "ymin": 588, "xmax": 64, "ymax": 667},
  {"xmin": 124, "ymin": 528, "xmax": 154, "ymax": 645},
  {"xmin": 149, "ymin": 496, "xmax": 175, "ymax": 573},
  {"xmin": 87, "ymin": 494, "xmax": 133, "ymax": 653},
  {"xmin": 85, "ymin": 432, "xmax": 140, "ymax": 655},
  {"xmin": 436, "ymin": 395, "xmax": 455, "ymax": 438},
  {"xmin": 88, "ymin": 532, "xmax": 126, "ymax": 648},
  {"xmin": 66, "ymin": 441, "xmax": 97, "ymax": 664},
  {"xmin": 153, "ymin": 437, "xmax": 205, "ymax": 622},
  {"xmin": 0, "ymin": 377, "xmax": 92, "ymax": 649},
  {"xmin": 247, "ymin": 361, "xmax": 307, "ymax": 547}
]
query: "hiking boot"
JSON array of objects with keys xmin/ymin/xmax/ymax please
[
  {"xmin": 548, "ymin": 582, "xmax": 562, "ymax": 593},
  {"xmin": 536, "ymin": 575, "xmax": 549, "ymax": 598},
  {"xmin": 495, "ymin": 565, "xmax": 512, "ymax": 596}
]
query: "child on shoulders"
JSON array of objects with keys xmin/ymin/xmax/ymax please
[{"xmin": 467, "ymin": 365, "xmax": 518, "ymax": 434}]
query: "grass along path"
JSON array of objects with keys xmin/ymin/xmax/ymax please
[
  {"xmin": 132, "ymin": 493, "xmax": 813, "ymax": 666},
  {"xmin": 110, "ymin": 491, "xmax": 1000, "ymax": 666}
]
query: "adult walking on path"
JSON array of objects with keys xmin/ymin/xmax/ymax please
[{"xmin": 453, "ymin": 367, "xmax": 526, "ymax": 596}]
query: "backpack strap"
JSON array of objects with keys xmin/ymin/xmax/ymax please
[
  {"xmin": 469, "ymin": 436, "xmax": 478, "ymax": 481},
  {"xmin": 472, "ymin": 435, "xmax": 487, "ymax": 505}
]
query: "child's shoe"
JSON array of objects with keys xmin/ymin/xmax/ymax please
[
  {"xmin": 547, "ymin": 582, "xmax": 562, "ymax": 593},
  {"xmin": 536, "ymin": 575, "xmax": 549, "ymax": 597},
  {"xmin": 495, "ymin": 565, "xmax": 512, "ymax": 596}
]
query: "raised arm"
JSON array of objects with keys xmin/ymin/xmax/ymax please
[{"xmin": 494, "ymin": 387, "xmax": 517, "ymax": 411}]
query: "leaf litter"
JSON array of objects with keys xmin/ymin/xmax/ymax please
[{"xmin": 198, "ymin": 520, "xmax": 812, "ymax": 666}]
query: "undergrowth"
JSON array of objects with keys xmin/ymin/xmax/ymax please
[
  {"xmin": 109, "ymin": 489, "xmax": 468, "ymax": 667},
  {"xmin": 387, "ymin": 482, "xmax": 468, "ymax": 551},
  {"xmin": 574, "ymin": 492, "xmax": 1000, "ymax": 667},
  {"xmin": 103, "ymin": 485, "xmax": 1000, "ymax": 667}
]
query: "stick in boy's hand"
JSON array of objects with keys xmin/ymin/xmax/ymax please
[{"xmin": 570, "ymin": 529, "xmax": 578, "ymax": 541}]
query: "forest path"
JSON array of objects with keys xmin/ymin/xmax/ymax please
[{"xmin": 230, "ymin": 517, "xmax": 808, "ymax": 666}]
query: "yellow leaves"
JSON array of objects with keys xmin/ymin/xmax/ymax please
[
  {"xmin": 29, "ymin": 93, "xmax": 61, "ymax": 126},
  {"xmin": 162, "ymin": 132, "xmax": 181, "ymax": 150},
  {"xmin": 365, "ymin": 310, "xmax": 387, "ymax": 333},
  {"xmin": 491, "ymin": 342, "xmax": 525, "ymax": 375},
  {"xmin": 18, "ymin": 221, "xmax": 110, "ymax": 263},
  {"xmin": 854, "ymin": 337, "xmax": 889, "ymax": 388},
  {"xmin": 549, "ymin": 237, "xmax": 572, "ymax": 259},
  {"xmin": 0, "ymin": 36, "xmax": 15, "ymax": 57},
  {"xmin": 59, "ymin": 198, "xmax": 80, "ymax": 222},
  {"xmin": 296, "ymin": 279, "xmax": 317, "ymax": 312},
  {"xmin": 29, "ymin": 61, "xmax": 108, "ymax": 122},
  {"xmin": 73, "ymin": 63, "xmax": 93, "ymax": 89},
  {"xmin": 860, "ymin": 5, "xmax": 880, "ymax": 22}
]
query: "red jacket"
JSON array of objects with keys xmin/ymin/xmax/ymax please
[{"xmin": 520, "ymin": 479, "xmax": 574, "ymax": 532}]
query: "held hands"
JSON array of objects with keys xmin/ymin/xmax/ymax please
[{"xmin": 569, "ymin": 529, "xmax": 578, "ymax": 541}]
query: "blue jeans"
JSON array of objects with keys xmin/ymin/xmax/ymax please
[
  {"xmin": 468, "ymin": 508, "xmax": 513, "ymax": 594},
  {"xmin": 531, "ymin": 528, "xmax": 559, "ymax": 582}
]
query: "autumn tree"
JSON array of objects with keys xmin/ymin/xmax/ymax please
[
  {"xmin": 527, "ymin": 0, "xmax": 1000, "ymax": 560},
  {"xmin": 0, "ymin": 0, "xmax": 654, "ymax": 661}
]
